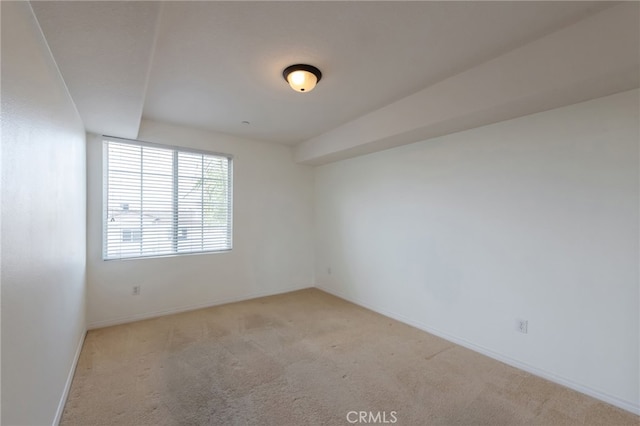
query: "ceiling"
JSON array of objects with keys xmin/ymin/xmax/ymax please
[{"xmin": 30, "ymin": 1, "xmax": 619, "ymax": 147}]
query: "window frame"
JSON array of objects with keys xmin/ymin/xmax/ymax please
[{"xmin": 102, "ymin": 136, "xmax": 233, "ymax": 261}]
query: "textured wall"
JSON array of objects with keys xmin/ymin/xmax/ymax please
[{"xmin": 1, "ymin": 2, "xmax": 87, "ymax": 424}]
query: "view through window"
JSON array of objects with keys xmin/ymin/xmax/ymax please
[{"xmin": 103, "ymin": 138, "xmax": 232, "ymax": 260}]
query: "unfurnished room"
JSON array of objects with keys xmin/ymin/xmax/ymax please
[{"xmin": 1, "ymin": 1, "xmax": 639, "ymax": 425}]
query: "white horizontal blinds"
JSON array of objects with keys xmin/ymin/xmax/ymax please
[
  {"xmin": 104, "ymin": 138, "xmax": 232, "ymax": 260},
  {"xmin": 177, "ymin": 151, "xmax": 231, "ymax": 253}
]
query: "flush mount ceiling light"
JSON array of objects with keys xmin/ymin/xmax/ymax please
[{"xmin": 283, "ymin": 64, "xmax": 322, "ymax": 93}]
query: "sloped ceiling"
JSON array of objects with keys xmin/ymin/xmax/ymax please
[
  {"xmin": 30, "ymin": 1, "xmax": 161, "ymax": 139},
  {"xmin": 30, "ymin": 1, "xmax": 638, "ymax": 164}
]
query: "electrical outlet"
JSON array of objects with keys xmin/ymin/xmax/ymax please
[
  {"xmin": 132, "ymin": 285, "xmax": 141, "ymax": 296},
  {"xmin": 517, "ymin": 319, "xmax": 528, "ymax": 334},
  {"xmin": 327, "ymin": 267, "xmax": 332, "ymax": 275}
]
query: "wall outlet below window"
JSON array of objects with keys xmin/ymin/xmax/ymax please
[{"xmin": 132, "ymin": 285, "xmax": 141, "ymax": 296}]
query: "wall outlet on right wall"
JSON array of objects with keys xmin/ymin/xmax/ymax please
[{"xmin": 517, "ymin": 319, "xmax": 528, "ymax": 334}]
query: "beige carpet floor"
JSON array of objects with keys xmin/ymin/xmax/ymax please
[{"xmin": 61, "ymin": 289, "xmax": 638, "ymax": 426}]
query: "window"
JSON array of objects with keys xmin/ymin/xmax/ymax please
[{"xmin": 103, "ymin": 137, "xmax": 232, "ymax": 260}]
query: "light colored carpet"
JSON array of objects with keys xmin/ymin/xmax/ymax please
[{"xmin": 61, "ymin": 289, "xmax": 638, "ymax": 425}]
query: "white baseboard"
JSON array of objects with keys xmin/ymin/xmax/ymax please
[
  {"xmin": 87, "ymin": 285, "xmax": 313, "ymax": 330},
  {"xmin": 53, "ymin": 329, "xmax": 87, "ymax": 426},
  {"xmin": 316, "ymin": 284, "xmax": 640, "ymax": 416}
]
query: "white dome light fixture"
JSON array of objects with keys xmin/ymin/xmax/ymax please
[{"xmin": 283, "ymin": 64, "xmax": 322, "ymax": 93}]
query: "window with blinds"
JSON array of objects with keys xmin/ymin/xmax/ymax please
[{"xmin": 103, "ymin": 137, "xmax": 232, "ymax": 260}]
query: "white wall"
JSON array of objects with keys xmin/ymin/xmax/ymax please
[
  {"xmin": 86, "ymin": 120, "xmax": 314, "ymax": 328},
  {"xmin": 1, "ymin": 2, "xmax": 87, "ymax": 425},
  {"xmin": 314, "ymin": 89, "xmax": 639, "ymax": 413}
]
